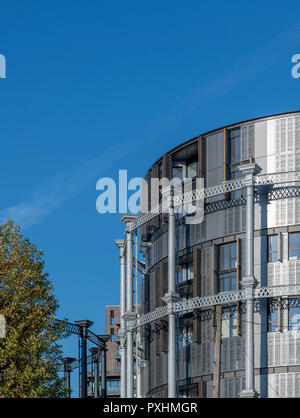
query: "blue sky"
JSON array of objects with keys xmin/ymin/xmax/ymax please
[{"xmin": 0, "ymin": 0, "xmax": 300, "ymax": 391}]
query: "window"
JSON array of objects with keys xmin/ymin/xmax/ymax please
[
  {"xmin": 219, "ymin": 242, "xmax": 237, "ymax": 271},
  {"xmin": 289, "ymin": 232, "xmax": 300, "ymax": 260},
  {"xmin": 107, "ymin": 379, "xmax": 120, "ymax": 395},
  {"xmin": 219, "ymin": 271, "xmax": 237, "ymax": 293},
  {"xmin": 222, "ymin": 312, "xmax": 238, "ymax": 338},
  {"xmin": 268, "ymin": 235, "xmax": 279, "ymax": 262},
  {"xmin": 217, "ymin": 242, "xmax": 237, "ymax": 292},
  {"xmin": 186, "ymin": 160, "xmax": 198, "ymax": 178},
  {"xmin": 289, "ymin": 303, "xmax": 300, "ymax": 330},
  {"xmin": 179, "ymin": 322, "xmax": 194, "ymax": 347},
  {"xmin": 230, "ymin": 128, "xmax": 241, "ymax": 164},
  {"xmin": 267, "ymin": 301, "xmax": 279, "ymax": 332},
  {"xmin": 110, "ymin": 311, "xmax": 114, "ymax": 325},
  {"xmin": 178, "ymin": 262, "xmax": 194, "ymax": 284},
  {"xmin": 173, "ymin": 160, "xmax": 198, "ymax": 181},
  {"xmin": 178, "ymin": 384, "xmax": 198, "ymax": 398},
  {"xmin": 110, "ymin": 328, "xmax": 114, "ymax": 341},
  {"xmin": 172, "ymin": 165, "xmax": 184, "ymax": 181}
]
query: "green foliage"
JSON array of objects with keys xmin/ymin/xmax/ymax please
[{"xmin": 0, "ymin": 221, "xmax": 67, "ymax": 398}]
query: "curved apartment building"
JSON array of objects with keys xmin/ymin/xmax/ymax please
[{"xmin": 136, "ymin": 111, "xmax": 300, "ymax": 398}]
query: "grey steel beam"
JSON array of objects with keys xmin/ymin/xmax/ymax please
[{"xmin": 239, "ymin": 163, "xmax": 261, "ymax": 398}]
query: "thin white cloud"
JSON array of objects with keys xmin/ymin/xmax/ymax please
[{"xmin": 1, "ymin": 19, "xmax": 300, "ymax": 229}]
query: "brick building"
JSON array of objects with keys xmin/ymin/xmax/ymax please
[{"xmin": 105, "ymin": 305, "xmax": 121, "ymax": 397}]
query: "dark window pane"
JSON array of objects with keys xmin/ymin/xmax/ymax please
[
  {"xmin": 268, "ymin": 235, "xmax": 278, "ymax": 262},
  {"xmin": 230, "ymin": 128, "xmax": 241, "ymax": 163},
  {"xmin": 219, "ymin": 272, "xmax": 237, "ymax": 292},
  {"xmin": 289, "ymin": 233, "xmax": 300, "ymax": 260},
  {"xmin": 268, "ymin": 302, "xmax": 278, "ymax": 332}
]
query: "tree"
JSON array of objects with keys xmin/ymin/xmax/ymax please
[{"xmin": 0, "ymin": 221, "xmax": 67, "ymax": 398}]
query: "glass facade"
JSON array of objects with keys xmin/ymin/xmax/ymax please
[
  {"xmin": 268, "ymin": 235, "xmax": 279, "ymax": 262},
  {"xmin": 289, "ymin": 303, "xmax": 300, "ymax": 331},
  {"xmin": 289, "ymin": 232, "xmax": 300, "ymax": 260},
  {"xmin": 230, "ymin": 128, "xmax": 241, "ymax": 164},
  {"xmin": 222, "ymin": 312, "xmax": 238, "ymax": 338},
  {"xmin": 178, "ymin": 262, "xmax": 194, "ymax": 284},
  {"xmin": 178, "ymin": 322, "xmax": 193, "ymax": 347},
  {"xmin": 218, "ymin": 242, "xmax": 237, "ymax": 292},
  {"xmin": 107, "ymin": 379, "xmax": 120, "ymax": 396},
  {"xmin": 268, "ymin": 301, "xmax": 279, "ymax": 332}
]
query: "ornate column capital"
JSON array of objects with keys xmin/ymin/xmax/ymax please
[{"xmin": 239, "ymin": 162, "xmax": 262, "ymax": 186}]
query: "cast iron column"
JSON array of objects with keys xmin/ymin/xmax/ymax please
[
  {"xmin": 90, "ymin": 348, "xmax": 100, "ymax": 398},
  {"xmin": 101, "ymin": 344, "xmax": 106, "ymax": 397},
  {"xmin": 239, "ymin": 163, "xmax": 261, "ymax": 398},
  {"xmin": 121, "ymin": 214, "xmax": 139, "ymax": 398},
  {"xmin": 63, "ymin": 357, "xmax": 75, "ymax": 398},
  {"xmin": 162, "ymin": 186, "xmax": 180, "ymax": 398},
  {"xmin": 75, "ymin": 320, "xmax": 93, "ymax": 398},
  {"xmin": 115, "ymin": 239, "xmax": 127, "ymax": 398},
  {"xmin": 98, "ymin": 335, "xmax": 109, "ymax": 398}
]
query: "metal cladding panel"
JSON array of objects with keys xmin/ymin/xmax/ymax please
[
  {"xmin": 177, "ymin": 223, "xmax": 186, "ymax": 251},
  {"xmin": 268, "ymin": 260, "xmax": 300, "ymax": 287},
  {"xmin": 220, "ymin": 336, "xmax": 243, "ymax": 372},
  {"xmin": 268, "ymin": 331, "xmax": 300, "ymax": 367},
  {"xmin": 241, "ymin": 124, "xmax": 255, "ymax": 161},
  {"xmin": 269, "ymin": 372, "xmax": 300, "ymax": 398},
  {"xmin": 220, "ymin": 377, "xmax": 244, "ymax": 398},
  {"xmin": 206, "ymin": 131, "xmax": 224, "ymax": 204},
  {"xmin": 224, "ymin": 206, "xmax": 246, "ymax": 236},
  {"xmin": 266, "ymin": 116, "xmax": 300, "ymax": 229},
  {"xmin": 201, "ymin": 247, "xmax": 212, "ymax": 297},
  {"xmin": 190, "ymin": 221, "xmax": 206, "ymax": 247},
  {"xmin": 149, "ymin": 271, "xmax": 156, "ymax": 312},
  {"xmin": 254, "ymin": 120, "xmax": 267, "ymax": 170},
  {"xmin": 205, "ymin": 211, "xmax": 225, "ymax": 241}
]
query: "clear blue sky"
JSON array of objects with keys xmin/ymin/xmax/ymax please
[{"xmin": 0, "ymin": 0, "xmax": 300, "ymax": 390}]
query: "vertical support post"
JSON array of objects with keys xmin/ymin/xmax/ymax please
[
  {"xmin": 121, "ymin": 214, "xmax": 139, "ymax": 398},
  {"xmin": 162, "ymin": 185, "xmax": 180, "ymax": 398},
  {"xmin": 238, "ymin": 163, "xmax": 261, "ymax": 398},
  {"xmin": 90, "ymin": 348, "xmax": 100, "ymax": 398},
  {"xmin": 101, "ymin": 344, "xmax": 107, "ymax": 397},
  {"xmin": 115, "ymin": 239, "xmax": 127, "ymax": 398},
  {"xmin": 63, "ymin": 357, "xmax": 75, "ymax": 398},
  {"xmin": 78, "ymin": 336, "xmax": 82, "ymax": 398},
  {"xmin": 75, "ymin": 320, "xmax": 93, "ymax": 398},
  {"xmin": 97, "ymin": 335, "xmax": 109, "ymax": 398}
]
